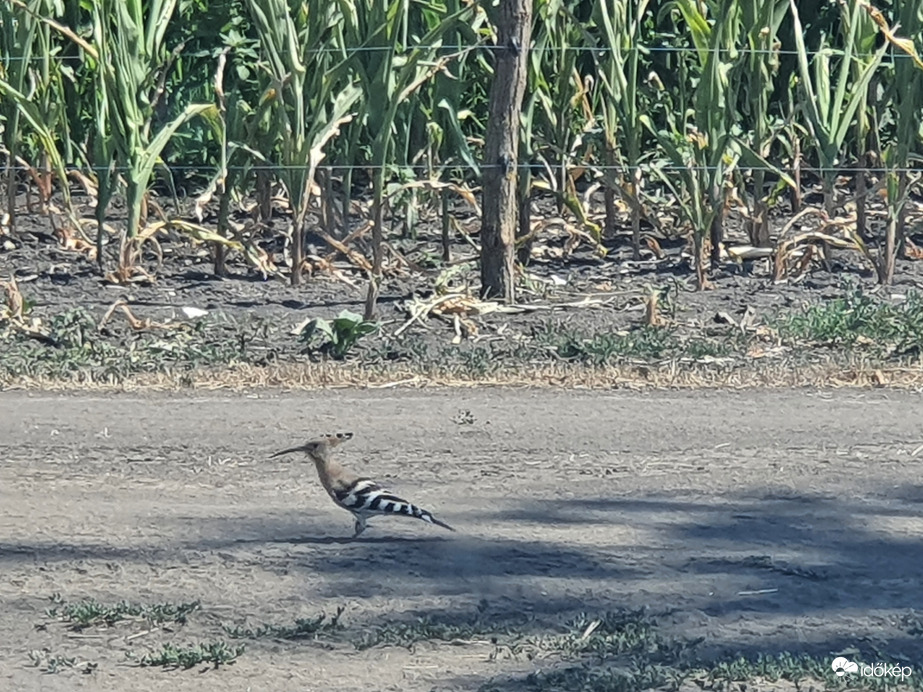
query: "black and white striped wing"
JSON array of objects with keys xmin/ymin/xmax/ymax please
[
  {"xmin": 334, "ymin": 478, "xmax": 454, "ymax": 531},
  {"xmin": 334, "ymin": 479, "xmax": 414, "ymax": 516}
]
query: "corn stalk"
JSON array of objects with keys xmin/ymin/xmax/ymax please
[
  {"xmin": 30, "ymin": 0, "xmax": 213, "ymax": 274},
  {"xmin": 643, "ymin": 0, "xmax": 743, "ymax": 288},
  {"xmin": 95, "ymin": 0, "xmax": 212, "ymax": 276},
  {"xmin": 861, "ymin": 0, "xmax": 923, "ymax": 284},
  {"xmin": 0, "ymin": 0, "xmax": 70, "ymax": 230},
  {"xmin": 197, "ymin": 47, "xmax": 276, "ymax": 278},
  {"xmin": 527, "ymin": 0, "xmax": 599, "ymax": 243},
  {"xmin": 735, "ymin": 0, "xmax": 788, "ymax": 247},
  {"xmin": 246, "ymin": 0, "xmax": 360, "ymax": 287},
  {"xmin": 789, "ymin": 0, "xmax": 887, "ymax": 216},
  {"xmin": 592, "ymin": 0, "xmax": 650, "ymax": 259},
  {"xmin": 336, "ymin": 0, "xmax": 476, "ymax": 317},
  {"xmin": 0, "ymin": 0, "xmax": 37, "ymax": 231}
]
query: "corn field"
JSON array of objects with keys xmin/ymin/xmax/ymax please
[{"xmin": 1, "ymin": 0, "xmax": 922, "ymax": 305}]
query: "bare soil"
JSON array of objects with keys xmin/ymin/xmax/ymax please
[
  {"xmin": 4, "ymin": 192, "xmax": 923, "ymax": 363},
  {"xmin": 1, "ymin": 388, "xmax": 921, "ymax": 691}
]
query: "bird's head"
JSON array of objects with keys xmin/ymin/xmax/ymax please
[{"xmin": 271, "ymin": 432, "xmax": 354, "ymax": 463}]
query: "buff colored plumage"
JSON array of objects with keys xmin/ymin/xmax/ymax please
[{"xmin": 271, "ymin": 432, "xmax": 454, "ymax": 537}]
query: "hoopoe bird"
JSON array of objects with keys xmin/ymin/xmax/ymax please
[{"xmin": 271, "ymin": 432, "xmax": 455, "ymax": 538}]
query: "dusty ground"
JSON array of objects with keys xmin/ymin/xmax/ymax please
[
  {"xmin": 4, "ymin": 191, "xmax": 923, "ymax": 356},
  {"xmin": 1, "ymin": 388, "xmax": 922, "ymax": 690}
]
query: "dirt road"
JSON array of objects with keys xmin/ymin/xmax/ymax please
[{"xmin": 1, "ymin": 388, "xmax": 921, "ymax": 690}]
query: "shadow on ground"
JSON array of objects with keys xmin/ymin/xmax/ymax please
[{"xmin": 3, "ymin": 483, "xmax": 921, "ymax": 691}]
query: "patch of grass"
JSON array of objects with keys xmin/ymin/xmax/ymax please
[
  {"xmin": 693, "ymin": 653, "xmax": 831, "ymax": 688},
  {"xmin": 6, "ymin": 285, "xmax": 923, "ymax": 390},
  {"xmin": 533, "ymin": 324, "xmax": 680, "ymax": 364},
  {"xmin": 537, "ymin": 611, "xmax": 663, "ymax": 658},
  {"xmin": 28, "ymin": 649, "xmax": 97, "ymax": 675},
  {"xmin": 347, "ymin": 609, "xmax": 663, "ymax": 658},
  {"xmin": 694, "ymin": 652, "xmax": 921, "ymax": 692},
  {"xmin": 900, "ymin": 611, "xmax": 923, "ymax": 637},
  {"xmin": 492, "ymin": 651, "xmax": 923, "ymax": 692},
  {"xmin": 456, "ymin": 345, "xmax": 504, "ymax": 376},
  {"xmin": 131, "ymin": 641, "xmax": 244, "ymax": 670},
  {"xmin": 774, "ymin": 286, "xmax": 923, "ymax": 355},
  {"xmin": 530, "ymin": 323, "xmax": 742, "ymax": 365},
  {"xmin": 46, "ymin": 594, "xmax": 200, "ymax": 630},
  {"xmin": 351, "ymin": 615, "xmax": 520, "ymax": 651},
  {"xmin": 482, "ymin": 612, "xmax": 923, "ymax": 692},
  {"xmin": 225, "ymin": 606, "xmax": 344, "ymax": 640},
  {"xmin": 510, "ymin": 661, "xmax": 678, "ymax": 692},
  {"xmin": 478, "ymin": 609, "xmax": 923, "ymax": 692},
  {"xmin": 683, "ymin": 336, "xmax": 732, "ymax": 359},
  {"xmin": 0, "ymin": 308, "xmax": 279, "ymax": 382}
]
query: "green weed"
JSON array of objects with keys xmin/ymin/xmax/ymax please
[
  {"xmin": 695, "ymin": 652, "xmax": 921, "ymax": 691},
  {"xmin": 225, "ymin": 606, "xmax": 344, "ymax": 640},
  {"xmin": 0, "ymin": 309, "xmax": 277, "ymax": 381},
  {"xmin": 28, "ymin": 649, "xmax": 97, "ymax": 675},
  {"xmin": 351, "ymin": 615, "xmax": 517, "ymax": 651},
  {"xmin": 533, "ymin": 324, "xmax": 681, "ymax": 364},
  {"xmin": 481, "ymin": 612, "xmax": 923, "ymax": 692},
  {"xmin": 511, "ymin": 661, "xmax": 678, "ymax": 692},
  {"xmin": 300, "ymin": 310, "xmax": 379, "ymax": 360},
  {"xmin": 131, "ymin": 641, "xmax": 244, "ymax": 670},
  {"xmin": 774, "ymin": 287, "xmax": 923, "ymax": 355},
  {"xmin": 46, "ymin": 594, "xmax": 200, "ymax": 630},
  {"xmin": 540, "ymin": 611, "xmax": 662, "ymax": 658}
]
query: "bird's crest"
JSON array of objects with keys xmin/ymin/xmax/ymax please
[{"xmin": 323, "ymin": 432, "xmax": 354, "ymax": 448}]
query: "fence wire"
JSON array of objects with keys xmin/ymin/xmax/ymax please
[
  {"xmin": 1, "ymin": 45, "xmax": 920, "ymax": 60},
  {"xmin": 4, "ymin": 164, "xmax": 923, "ymax": 174}
]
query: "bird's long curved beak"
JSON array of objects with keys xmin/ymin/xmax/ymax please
[{"xmin": 270, "ymin": 444, "xmax": 308, "ymax": 458}]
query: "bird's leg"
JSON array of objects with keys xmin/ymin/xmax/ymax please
[{"xmin": 352, "ymin": 515, "xmax": 367, "ymax": 538}]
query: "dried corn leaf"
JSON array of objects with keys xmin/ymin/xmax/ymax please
[
  {"xmin": 644, "ymin": 236, "xmax": 665, "ymax": 259},
  {"xmin": 2, "ymin": 277, "xmax": 24, "ymax": 322},
  {"xmin": 98, "ymin": 299, "xmax": 176, "ymax": 332},
  {"xmin": 904, "ymin": 239, "xmax": 923, "ymax": 260}
]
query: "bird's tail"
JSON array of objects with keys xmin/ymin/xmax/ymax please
[
  {"xmin": 414, "ymin": 507, "xmax": 455, "ymax": 531},
  {"xmin": 392, "ymin": 498, "xmax": 455, "ymax": 532},
  {"xmin": 352, "ymin": 484, "xmax": 455, "ymax": 532},
  {"xmin": 416, "ymin": 507, "xmax": 455, "ymax": 532}
]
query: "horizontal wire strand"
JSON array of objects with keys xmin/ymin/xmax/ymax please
[
  {"xmin": 3, "ymin": 165, "xmax": 921, "ymax": 174},
  {"xmin": 1, "ymin": 45, "xmax": 917, "ymax": 60}
]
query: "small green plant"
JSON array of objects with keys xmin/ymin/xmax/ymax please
[
  {"xmin": 300, "ymin": 310, "xmax": 379, "ymax": 360},
  {"xmin": 773, "ymin": 287, "xmax": 923, "ymax": 354},
  {"xmin": 900, "ymin": 611, "xmax": 923, "ymax": 637},
  {"xmin": 486, "ymin": 631, "xmax": 923, "ymax": 692},
  {"xmin": 533, "ymin": 324, "xmax": 680, "ymax": 365},
  {"xmin": 456, "ymin": 346, "xmax": 500, "ymax": 377},
  {"xmin": 696, "ymin": 652, "xmax": 923, "ymax": 690},
  {"xmin": 544, "ymin": 611, "xmax": 662, "ymax": 658},
  {"xmin": 28, "ymin": 649, "xmax": 97, "ymax": 675},
  {"xmin": 225, "ymin": 606, "xmax": 344, "ymax": 640},
  {"xmin": 513, "ymin": 661, "xmax": 677, "ymax": 692},
  {"xmin": 0, "ymin": 309, "xmax": 280, "ymax": 383},
  {"xmin": 132, "ymin": 641, "xmax": 244, "ymax": 670},
  {"xmin": 46, "ymin": 594, "xmax": 200, "ymax": 630},
  {"xmin": 683, "ymin": 337, "xmax": 731, "ymax": 359},
  {"xmin": 352, "ymin": 615, "xmax": 516, "ymax": 651}
]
